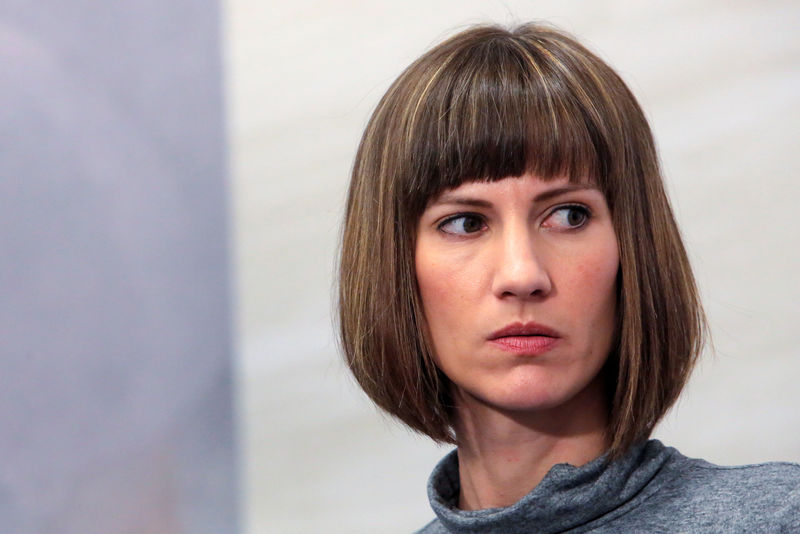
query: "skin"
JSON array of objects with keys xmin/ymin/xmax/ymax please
[{"xmin": 415, "ymin": 173, "xmax": 620, "ymax": 510}]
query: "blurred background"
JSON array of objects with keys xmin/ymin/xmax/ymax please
[
  {"xmin": 0, "ymin": 2, "xmax": 236, "ymax": 534},
  {"xmin": 1, "ymin": 1, "xmax": 799, "ymax": 533}
]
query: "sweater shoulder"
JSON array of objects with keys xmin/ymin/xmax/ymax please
[
  {"xmin": 414, "ymin": 517, "xmax": 445, "ymax": 534},
  {"xmin": 643, "ymin": 453, "xmax": 800, "ymax": 530},
  {"xmin": 673, "ymin": 455, "xmax": 800, "ymax": 495}
]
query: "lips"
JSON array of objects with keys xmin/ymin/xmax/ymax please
[
  {"xmin": 488, "ymin": 322, "xmax": 561, "ymax": 355},
  {"xmin": 489, "ymin": 322, "xmax": 561, "ymax": 339}
]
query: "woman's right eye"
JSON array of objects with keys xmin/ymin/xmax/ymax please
[{"xmin": 437, "ymin": 214, "xmax": 486, "ymax": 235}]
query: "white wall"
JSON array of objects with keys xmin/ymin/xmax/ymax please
[{"xmin": 225, "ymin": 1, "xmax": 800, "ymax": 532}]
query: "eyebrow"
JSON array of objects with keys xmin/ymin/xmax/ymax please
[{"xmin": 432, "ymin": 184, "xmax": 600, "ymax": 208}]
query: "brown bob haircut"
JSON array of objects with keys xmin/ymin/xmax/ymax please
[{"xmin": 338, "ymin": 22, "xmax": 706, "ymax": 459}]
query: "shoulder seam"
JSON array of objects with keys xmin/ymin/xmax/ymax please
[{"xmin": 687, "ymin": 460, "xmax": 800, "ymax": 472}]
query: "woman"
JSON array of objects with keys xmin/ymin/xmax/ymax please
[{"xmin": 338, "ymin": 23, "xmax": 799, "ymax": 532}]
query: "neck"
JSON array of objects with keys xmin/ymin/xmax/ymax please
[{"xmin": 452, "ymin": 378, "xmax": 609, "ymax": 511}]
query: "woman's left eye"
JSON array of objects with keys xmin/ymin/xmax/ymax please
[{"xmin": 543, "ymin": 205, "xmax": 591, "ymax": 230}]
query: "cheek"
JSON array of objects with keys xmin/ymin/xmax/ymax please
[
  {"xmin": 415, "ymin": 256, "xmax": 452, "ymax": 365},
  {"xmin": 574, "ymin": 241, "xmax": 619, "ymax": 336},
  {"xmin": 415, "ymin": 246, "xmax": 486, "ymax": 360},
  {"xmin": 415, "ymin": 251, "xmax": 448, "ymax": 330},
  {"xmin": 416, "ymin": 255, "xmax": 448, "ymax": 309},
  {"xmin": 415, "ymin": 247, "xmax": 482, "ymax": 315},
  {"xmin": 583, "ymin": 248, "xmax": 619, "ymax": 301},
  {"xmin": 557, "ymin": 236, "xmax": 619, "ymax": 327}
]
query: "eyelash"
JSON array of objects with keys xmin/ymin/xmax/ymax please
[{"xmin": 436, "ymin": 204, "xmax": 592, "ymax": 236}]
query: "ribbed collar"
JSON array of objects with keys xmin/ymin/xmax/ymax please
[{"xmin": 426, "ymin": 439, "xmax": 675, "ymax": 533}]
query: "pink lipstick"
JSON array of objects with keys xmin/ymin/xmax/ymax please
[{"xmin": 488, "ymin": 322, "xmax": 561, "ymax": 355}]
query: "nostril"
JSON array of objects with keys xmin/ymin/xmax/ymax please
[{"xmin": 493, "ymin": 253, "xmax": 552, "ymax": 298}]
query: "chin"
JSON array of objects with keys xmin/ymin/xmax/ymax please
[
  {"xmin": 488, "ymin": 391, "xmax": 573, "ymax": 414},
  {"xmin": 457, "ymin": 369, "xmax": 607, "ymax": 419},
  {"xmin": 460, "ymin": 381, "xmax": 574, "ymax": 415}
]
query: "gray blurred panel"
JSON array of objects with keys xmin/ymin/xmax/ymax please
[{"xmin": 0, "ymin": 2, "xmax": 237, "ymax": 533}]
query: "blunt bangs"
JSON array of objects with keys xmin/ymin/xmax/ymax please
[{"xmin": 397, "ymin": 25, "xmax": 620, "ymax": 218}]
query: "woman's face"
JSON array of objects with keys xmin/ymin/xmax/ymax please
[{"xmin": 415, "ymin": 173, "xmax": 619, "ymax": 415}]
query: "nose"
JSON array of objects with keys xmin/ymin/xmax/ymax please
[{"xmin": 491, "ymin": 226, "xmax": 552, "ymax": 299}]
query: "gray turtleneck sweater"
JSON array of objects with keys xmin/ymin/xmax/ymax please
[{"xmin": 417, "ymin": 440, "xmax": 800, "ymax": 533}]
